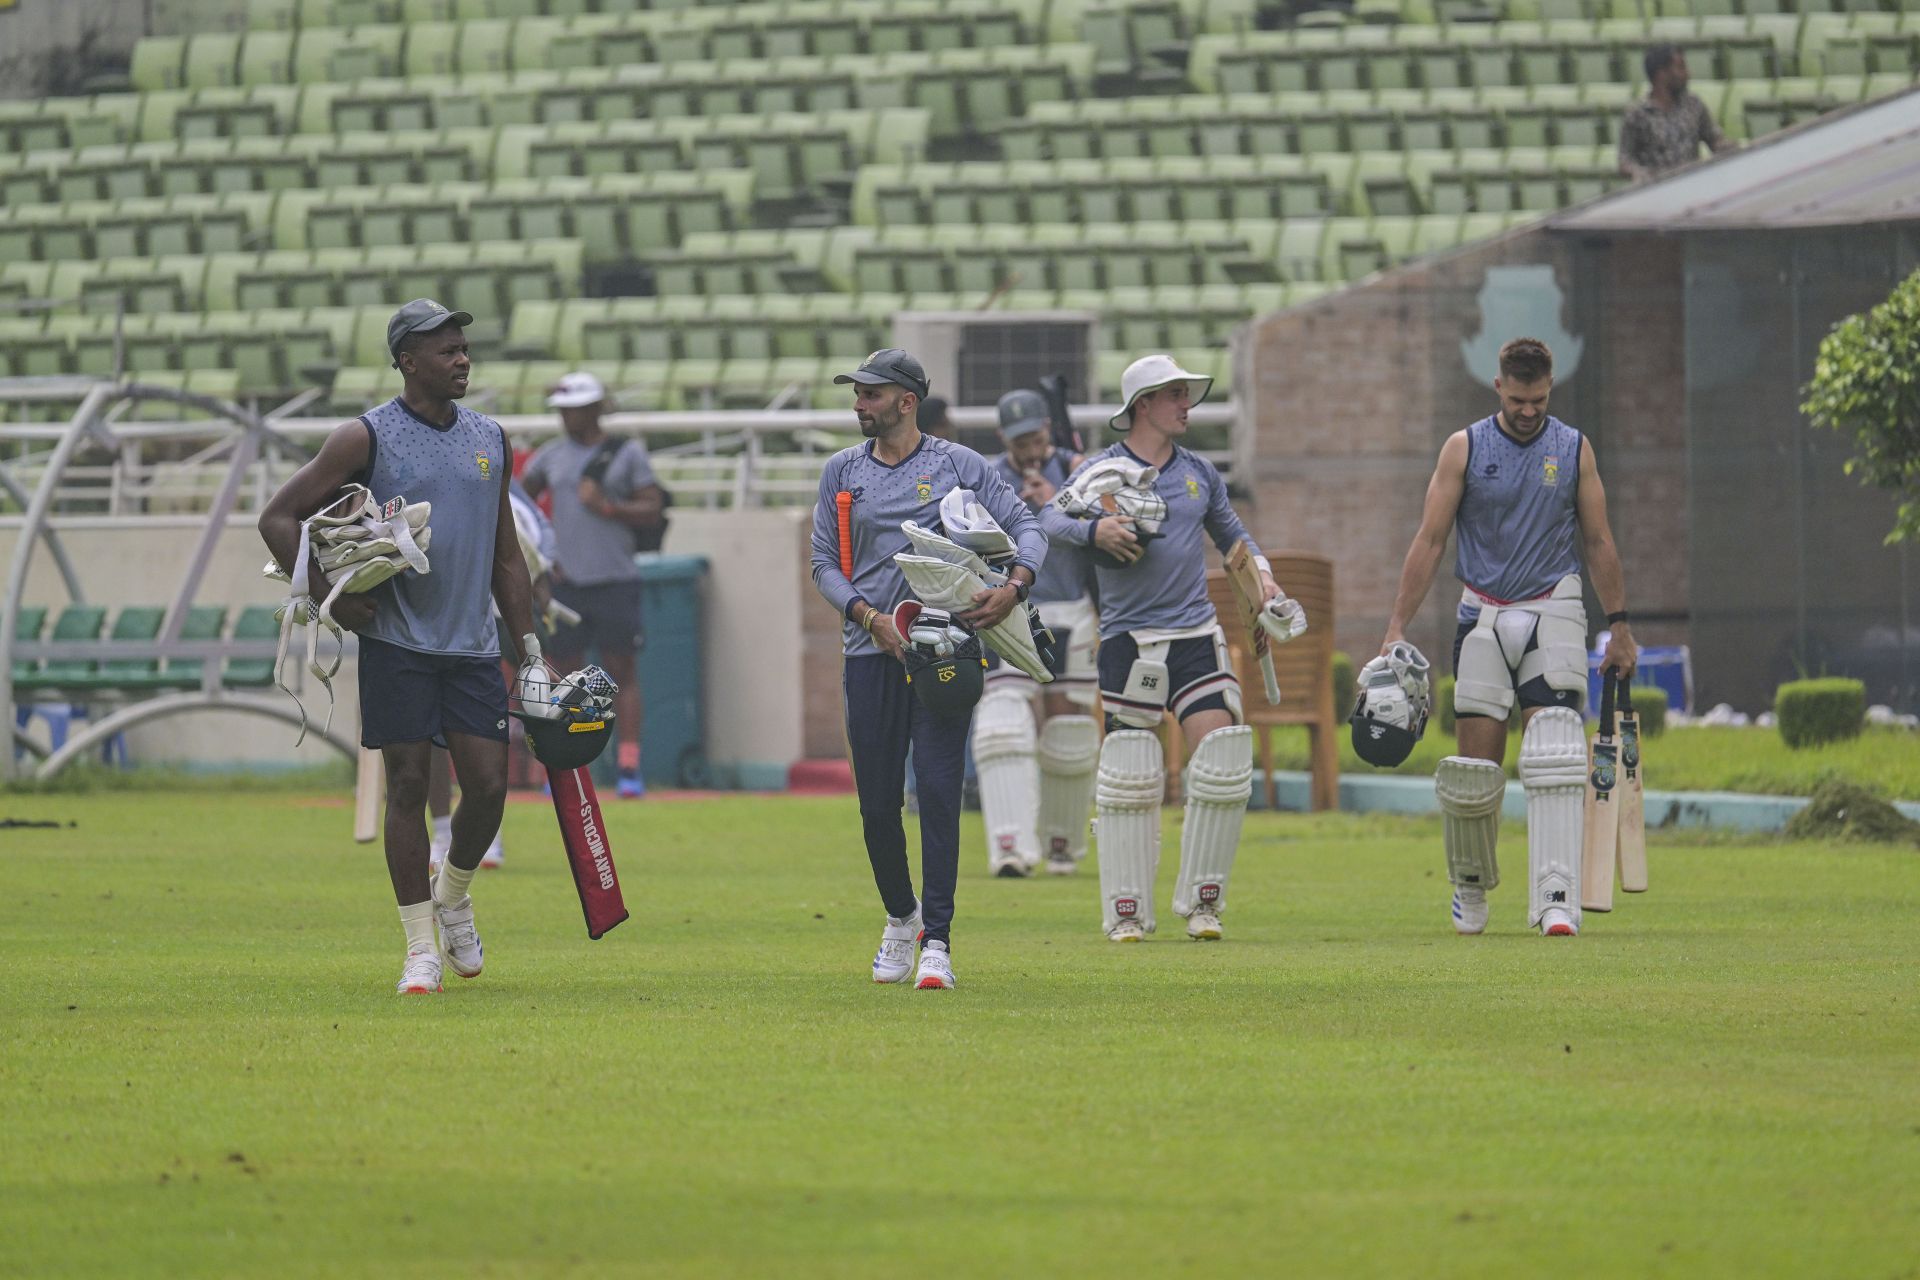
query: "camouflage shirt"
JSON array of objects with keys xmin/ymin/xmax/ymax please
[{"xmin": 1618, "ymin": 92, "xmax": 1726, "ymax": 180}]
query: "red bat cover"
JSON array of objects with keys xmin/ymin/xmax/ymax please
[{"xmin": 546, "ymin": 765, "xmax": 630, "ymax": 939}]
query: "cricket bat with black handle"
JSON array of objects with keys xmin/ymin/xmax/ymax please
[
  {"xmin": 353, "ymin": 747, "xmax": 382, "ymax": 844},
  {"xmin": 546, "ymin": 765, "xmax": 630, "ymax": 939},
  {"xmin": 1581, "ymin": 673, "xmax": 1620, "ymax": 912},
  {"xmin": 1616, "ymin": 679, "xmax": 1648, "ymax": 893}
]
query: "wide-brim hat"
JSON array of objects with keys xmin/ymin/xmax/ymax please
[{"xmin": 1108, "ymin": 354, "xmax": 1212, "ymax": 430}]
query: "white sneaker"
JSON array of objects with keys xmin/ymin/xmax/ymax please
[
  {"xmin": 1043, "ymin": 850, "xmax": 1077, "ymax": 876},
  {"xmin": 1541, "ymin": 907, "xmax": 1578, "ymax": 937},
  {"xmin": 872, "ymin": 905, "xmax": 922, "ymax": 984},
  {"xmin": 1186, "ymin": 910, "xmax": 1224, "ymax": 941},
  {"xmin": 434, "ymin": 895, "xmax": 484, "ymax": 978},
  {"xmin": 396, "ymin": 947, "xmax": 442, "ymax": 995},
  {"xmin": 914, "ymin": 940, "xmax": 955, "ymax": 990},
  {"xmin": 480, "ymin": 831, "xmax": 504, "ymax": 869},
  {"xmin": 1108, "ymin": 919, "xmax": 1146, "ymax": 943},
  {"xmin": 1452, "ymin": 887, "xmax": 1489, "ymax": 935}
]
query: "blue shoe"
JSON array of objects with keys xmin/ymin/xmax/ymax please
[{"xmin": 617, "ymin": 772, "xmax": 645, "ymax": 799}]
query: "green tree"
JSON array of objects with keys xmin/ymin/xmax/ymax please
[{"xmin": 1802, "ymin": 268, "xmax": 1920, "ymax": 543}]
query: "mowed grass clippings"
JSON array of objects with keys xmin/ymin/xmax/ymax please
[{"xmin": 2, "ymin": 792, "xmax": 1916, "ymax": 1280}]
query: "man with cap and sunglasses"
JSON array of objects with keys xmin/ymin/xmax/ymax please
[
  {"xmin": 519, "ymin": 371, "xmax": 666, "ymax": 799},
  {"xmin": 1039, "ymin": 354, "xmax": 1297, "ymax": 943},
  {"xmin": 967, "ymin": 389, "xmax": 1101, "ymax": 878},
  {"xmin": 809, "ymin": 349, "xmax": 1049, "ymax": 990},
  {"xmin": 258, "ymin": 299, "xmax": 541, "ymax": 994}
]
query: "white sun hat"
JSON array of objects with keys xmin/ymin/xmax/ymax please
[
  {"xmin": 546, "ymin": 371, "xmax": 607, "ymax": 409},
  {"xmin": 1108, "ymin": 354, "xmax": 1212, "ymax": 430}
]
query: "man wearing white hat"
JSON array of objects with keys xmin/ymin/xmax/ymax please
[
  {"xmin": 1039, "ymin": 354, "xmax": 1304, "ymax": 943},
  {"xmin": 519, "ymin": 372, "xmax": 665, "ymax": 798}
]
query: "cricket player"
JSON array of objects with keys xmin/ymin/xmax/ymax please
[
  {"xmin": 809, "ymin": 349, "xmax": 1047, "ymax": 990},
  {"xmin": 971, "ymin": 388, "xmax": 1100, "ymax": 877},
  {"xmin": 1379, "ymin": 336, "xmax": 1637, "ymax": 938},
  {"xmin": 259, "ymin": 299, "xmax": 541, "ymax": 994},
  {"xmin": 1040, "ymin": 355, "xmax": 1301, "ymax": 943}
]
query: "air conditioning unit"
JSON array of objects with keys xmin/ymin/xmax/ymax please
[{"xmin": 892, "ymin": 310, "xmax": 1101, "ymax": 410}]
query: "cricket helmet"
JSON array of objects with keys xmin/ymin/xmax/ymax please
[
  {"xmin": 1349, "ymin": 643, "xmax": 1433, "ymax": 768},
  {"xmin": 514, "ymin": 705, "xmax": 618, "ymax": 771},
  {"xmin": 896, "ymin": 601, "xmax": 986, "ymax": 722}
]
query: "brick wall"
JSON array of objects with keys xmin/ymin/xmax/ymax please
[{"xmin": 1239, "ymin": 228, "xmax": 1691, "ymax": 668}]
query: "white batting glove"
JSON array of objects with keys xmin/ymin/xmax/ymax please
[{"xmin": 1256, "ymin": 595, "xmax": 1308, "ymax": 644}]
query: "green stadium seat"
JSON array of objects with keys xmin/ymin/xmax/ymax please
[
  {"xmin": 239, "ymin": 31, "xmax": 295, "ymax": 85},
  {"xmin": 10, "ymin": 605, "xmax": 49, "ymax": 682},
  {"xmin": 130, "ymin": 37, "xmax": 189, "ymax": 92},
  {"xmin": 224, "ymin": 605, "xmax": 282, "ymax": 688},
  {"xmin": 17, "ymin": 604, "xmax": 109, "ymax": 692},
  {"xmin": 182, "ymin": 32, "xmax": 244, "ymax": 89}
]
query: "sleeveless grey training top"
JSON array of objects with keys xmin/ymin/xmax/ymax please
[
  {"xmin": 357, "ymin": 397, "xmax": 506, "ymax": 657},
  {"xmin": 1454, "ymin": 414, "xmax": 1583, "ymax": 620}
]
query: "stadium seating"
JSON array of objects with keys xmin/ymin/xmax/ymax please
[{"xmin": 3, "ymin": 0, "xmax": 1914, "ymax": 409}]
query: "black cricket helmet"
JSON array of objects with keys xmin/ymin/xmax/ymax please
[
  {"xmin": 512, "ymin": 706, "xmax": 617, "ymax": 771},
  {"xmin": 895, "ymin": 601, "xmax": 986, "ymax": 721}
]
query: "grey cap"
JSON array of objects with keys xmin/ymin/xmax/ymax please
[
  {"xmin": 387, "ymin": 298, "xmax": 474, "ymax": 359},
  {"xmin": 997, "ymin": 389, "xmax": 1049, "ymax": 438},
  {"xmin": 833, "ymin": 348, "xmax": 929, "ymax": 400}
]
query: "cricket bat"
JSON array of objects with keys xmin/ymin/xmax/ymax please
[
  {"xmin": 353, "ymin": 747, "xmax": 382, "ymax": 844},
  {"xmin": 1223, "ymin": 540, "xmax": 1281, "ymax": 705},
  {"xmin": 545, "ymin": 764, "xmax": 630, "ymax": 939},
  {"xmin": 1581, "ymin": 673, "xmax": 1620, "ymax": 912},
  {"xmin": 1616, "ymin": 679, "xmax": 1648, "ymax": 893}
]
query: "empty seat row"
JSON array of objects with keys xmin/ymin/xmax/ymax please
[
  {"xmin": 239, "ymin": 0, "xmax": 1036, "ymax": 40},
  {"xmin": 0, "ymin": 173, "xmax": 753, "ymax": 266},
  {"xmin": 0, "ymin": 308, "xmax": 371, "ymax": 389},
  {"xmin": 10, "ymin": 603, "xmax": 282, "ymax": 695},
  {"xmin": 0, "ymin": 239, "xmax": 582, "ymax": 318}
]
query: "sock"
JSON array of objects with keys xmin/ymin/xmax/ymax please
[
  {"xmin": 431, "ymin": 814, "xmax": 452, "ymax": 847},
  {"xmin": 399, "ymin": 901, "xmax": 436, "ymax": 954},
  {"xmin": 617, "ymin": 740, "xmax": 640, "ymax": 774},
  {"xmin": 923, "ymin": 937, "xmax": 948, "ymax": 954},
  {"xmin": 434, "ymin": 861, "xmax": 476, "ymax": 907}
]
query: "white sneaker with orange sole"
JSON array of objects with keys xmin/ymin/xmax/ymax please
[{"xmin": 396, "ymin": 947, "xmax": 442, "ymax": 995}]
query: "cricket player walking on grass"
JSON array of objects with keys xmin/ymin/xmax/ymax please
[
  {"xmin": 810, "ymin": 350, "xmax": 1047, "ymax": 990},
  {"xmin": 971, "ymin": 388, "xmax": 1101, "ymax": 878},
  {"xmin": 259, "ymin": 300, "xmax": 541, "ymax": 995},
  {"xmin": 1379, "ymin": 337, "xmax": 1637, "ymax": 938},
  {"xmin": 1040, "ymin": 355, "xmax": 1307, "ymax": 943}
]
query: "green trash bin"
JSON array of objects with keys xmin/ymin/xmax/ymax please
[{"xmin": 586, "ymin": 553, "xmax": 710, "ymax": 792}]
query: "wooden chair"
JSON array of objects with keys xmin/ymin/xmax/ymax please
[{"xmin": 1206, "ymin": 552, "xmax": 1339, "ymax": 810}]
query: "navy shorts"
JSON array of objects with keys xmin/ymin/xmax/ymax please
[
  {"xmin": 1451, "ymin": 620, "xmax": 1583, "ymax": 717},
  {"xmin": 1097, "ymin": 631, "xmax": 1235, "ymax": 727},
  {"xmin": 549, "ymin": 579, "xmax": 644, "ymax": 661},
  {"xmin": 358, "ymin": 634, "xmax": 510, "ymax": 749}
]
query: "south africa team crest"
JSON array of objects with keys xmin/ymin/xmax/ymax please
[
  {"xmin": 915, "ymin": 475, "xmax": 933, "ymax": 501},
  {"xmin": 475, "ymin": 451, "xmax": 492, "ymax": 480},
  {"xmin": 1185, "ymin": 477, "xmax": 1200, "ymax": 499},
  {"xmin": 1542, "ymin": 455, "xmax": 1561, "ymax": 486}
]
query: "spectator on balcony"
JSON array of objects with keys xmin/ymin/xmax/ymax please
[{"xmin": 1619, "ymin": 45, "xmax": 1732, "ymax": 184}]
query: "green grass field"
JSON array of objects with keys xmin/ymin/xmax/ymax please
[{"xmin": 3, "ymin": 791, "xmax": 1917, "ymax": 1279}]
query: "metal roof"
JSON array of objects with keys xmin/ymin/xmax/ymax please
[{"xmin": 1550, "ymin": 86, "xmax": 1920, "ymax": 232}]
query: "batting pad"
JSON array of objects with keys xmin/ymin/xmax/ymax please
[
  {"xmin": 972, "ymin": 686, "xmax": 1040, "ymax": 872},
  {"xmin": 1172, "ymin": 725, "xmax": 1253, "ymax": 917},
  {"xmin": 1037, "ymin": 714, "xmax": 1098, "ymax": 862},
  {"xmin": 895, "ymin": 553, "xmax": 1053, "ymax": 682},
  {"xmin": 1435, "ymin": 756, "xmax": 1505, "ymax": 892},
  {"xmin": 1096, "ymin": 729, "xmax": 1164, "ymax": 935},
  {"xmin": 1518, "ymin": 707, "xmax": 1586, "ymax": 929}
]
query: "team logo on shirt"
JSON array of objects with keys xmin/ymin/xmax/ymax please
[
  {"xmin": 1542, "ymin": 455, "xmax": 1560, "ymax": 487},
  {"xmin": 475, "ymin": 451, "xmax": 492, "ymax": 480},
  {"xmin": 1185, "ymin": 477, "xmax": 1200, "ymax": 499},
  {"xmin": 915, "ymin": 475, "xmax": 933, "ymax": 501}
]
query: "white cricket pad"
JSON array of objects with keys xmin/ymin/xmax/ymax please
[
  {"xmin": 1096, "ymin": 730, "xmax": 1164, "ymax": 935},
  {"xmin": 1435, "ymin": 755, "xmax": 1504, "ymax": 892},
  {"xmin": 1518, "ymin": 707, "xmax": 1586, "ymax": 929},
  {"xmin": 1172, "ymin": 725, "xmax": 1254, "ymax": 917},
  {"xmin": 1037, "ymin": 714, "xmax": 1098, "ymax": 863},
  {"xmin": 894, "ymin": 551, "xmax": 1053, "ymax": 683},
  {"xmin": 1515, "ymin": 575, "xmax": 1590, "ymax": 695},
  {"xmin": 971, "ymin": 685, "xmax": 1040, "ymax": 872}
]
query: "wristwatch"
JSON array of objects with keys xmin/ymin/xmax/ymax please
[{"xmin": 1012, "ymin": 578, "xmax": 1031, "ymax": 604}]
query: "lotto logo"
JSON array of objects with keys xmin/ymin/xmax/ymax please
[
  {"xmin": 1198, "ymin": 884, "xmax": 1220, "ymax": 904},
  {"xmin": 1114, "ymin": 897, "xmax": 1139, "ymax": 918}
]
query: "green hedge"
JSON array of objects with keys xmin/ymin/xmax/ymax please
[
  {"xmin": 1331, "ymin": 651, "xmax": 1356, "ymax": 722},
  {"xmin": 1436, "ymin": 675, "xmax": 1457, "ymax": 733},
  {"xmin": 1624, "ymin": 685, "xmax": 1667, "ymax": 737},
  {"xmin": 1775, "ymin": 678, "xmax": 1866, "ymax": 749}
]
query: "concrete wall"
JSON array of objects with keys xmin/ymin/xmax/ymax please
[
  {"xmin": 1237, "ymin": 227, "xmax": 1692, "ymax": 672},
  {"xmin": 0, "ymin": 0, "xmax": 149, "ymax": 98},
  {"xmin": 3, "ymin": 509, "xmax": 820, "ymax": 778}
]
